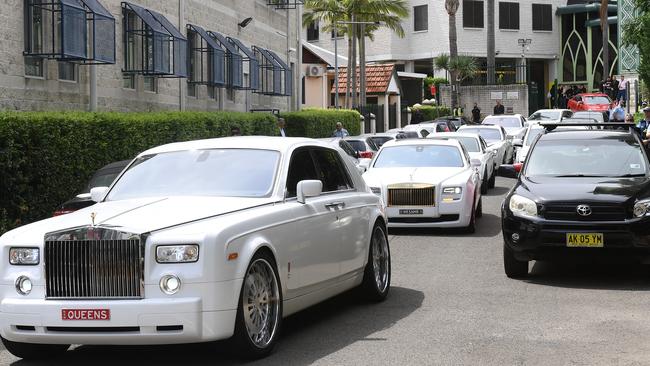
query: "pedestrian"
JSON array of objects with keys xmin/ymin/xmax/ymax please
[
  {"xmin": 579, "ymin": 84, "xmax": 587, "ymax": 94},
  {"xmin": 550, "ymin": 81, "xmax": 557, "ymax": 108},
  {"xmin": 277, "ymin": 117, "xmax": 287, "ymax": 137},
  {"xmin": 610, "ymin": 75, "xmax": 619, "ymax": 100},
  {"xmin": 611, "ymin": 108, "xmax": 625, "ymax": 123},
  {"xmin": 471, "ymin": 103, "xmax": 481, "ymax": 123},
  {"xmin": 637, "ymin": 106, "xmax": 650, "ymax": 138},
  {"xmin": 493, "ymin": 100, "xmax": 505, "ymax": 115},
  {"xmin": 412, "ymin": 108, "xmax": 423, "ymax": 124},
  {"xmin": 609, "ymin": 100, "xmax": 625, "ymax": 122},
  {"xmin": 601, "ymin": 76, "xmax": 611, "ymax": 94},
  {"xmin": 558, "ymin": 85, "xmax": 567, "ymax": 109},
  {"xmin": 617, "ymin": 75, "xmax": 628, "ymax": 103},
  {"xmin": 332, "ymin": 122, "xmax": 349, "ymax": 138},
  {"xmin": 230, "ymin": 126, "xmax": 241, "ymax": 136}
]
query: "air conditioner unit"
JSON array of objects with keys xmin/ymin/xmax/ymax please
[{"xmin": 306, "ymin": 65, "xmax": 324, "ymax": 77}]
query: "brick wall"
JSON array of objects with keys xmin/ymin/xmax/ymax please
[{"xmin": 439, "ymin": 84, "xmax": 529, "ymax": 118}]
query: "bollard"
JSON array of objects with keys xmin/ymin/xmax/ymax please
[
  {"xmin": 370, "ymin": 113, "xmax": 376, "ymax": 134},
  {"xmin": 407, "ymin": 107, "xmax": 412, "ymax": 125},
  {"xmin": 359, "ymin": 114, "xmax": 365, "ymax": 134}
]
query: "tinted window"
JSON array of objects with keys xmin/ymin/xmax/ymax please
[
  {"xmin": 431, "ymin": 137, "xmax": 480, "ymax": 152},
  {"xmin": 374, "ymin": 145, "xmax": 465, "ymax": 168},
  {"xmin": 347, "ymin": 140, "xmax": 368, "ymax": 152},
  {"xmin": 463, "ymin": 0, "xmax": 484, "ymax": 28},
  {"xmin": 414, "ymin": 5, "xmax": 428, "ymax": 31},
  {"xmin": 526, "ymin": 137, "xmax": 647, "ymax": 177},
  {"xmin": 306, "ymin": 21, "xmax": 319, "ymax": 41},
  {"xmin": 88, "ymin": 172, "xmax": 121, "ymax": 190},
  {"xmin": 286, "ymin": 149, "xmax": 319, "ymax": 198},
  {"xmin": 312, "ymin": 149, "xmax": 353, "ymax": 192},
  {"xmin": 499, "ymin": 2, "xmax": 519, "ymax": 30},
  {"xmin": 369, "ymin": 136, "xmax": 393, "ymax": 148},
  {"xmin": 338, "ymin": 140, "xmax": 358, "ymax": 158},
  {"xmin": 459, "ymin": 128, "xmax": 503, "ymax": 142},
  {"xmin": 532, "ymin": 4, "xmax": 552, "ymax": 31},
  {"xmin": 108, "ymin": 149, "xmax": 280, "ymax": 200}
]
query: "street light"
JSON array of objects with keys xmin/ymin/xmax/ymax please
[
  {"xmin": 517, "ymin": 39, "xmax": 532, "ymax": 84},
  {"xmin": 333, "ymin": 20, "xmax": 381, "ymax": 110}
]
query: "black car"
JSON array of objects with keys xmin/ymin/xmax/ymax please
[
  {"xmin": 53, "ymin": 160, "xmax": 131, "ymax": 216},
  {"xmin": 434, "ymin": 116, "xmax": 471, "ymax": 129},
  {"xmin": 499, "ymin": 123, "xmax": 650, "ymax": 278}
]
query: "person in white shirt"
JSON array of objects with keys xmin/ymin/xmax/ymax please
[
  {"xmin": 277, "ymin": 117, "xmax": 287, "ymax": 137},
  {"xmin": 617, "ymin": 75, "xmax": 628, "ymax": 103}
]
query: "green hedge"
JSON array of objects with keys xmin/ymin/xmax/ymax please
[
  {"xmin": 281, "ymin": 109, "xmax": 361, "ymax": 138},
  {"xmin": 411, "ymin": 105, "xmax": 453, "ymax": 121},
  {"xmin": 0, "ymin": 111, "xmax": 277, "ymax": 234}
]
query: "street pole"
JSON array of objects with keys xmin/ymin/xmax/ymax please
[{"xmin": 335, "ymin": 21, "xmax": 339, "ymax": 109}]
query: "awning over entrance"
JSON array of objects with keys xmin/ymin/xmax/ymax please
[{"xmin": 556, "ymin": 3, "xmax": 617, "ymax": 15}]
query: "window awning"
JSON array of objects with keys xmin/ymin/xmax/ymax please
[
  {"xmin": 24, "ymin": 0, "xmax": 115, "ymax": 64},
  {"xmin": 556, "ymin": 3, "xmax": 617, "ymax": 15},
  {"xmin": 121, "ymin": 2, "xmax": 187, "ymax": 77},
  {"xmin": 267, "ymin": 49, "xmax": 293, "ymax": 97},
  {"xmin": 187, "ymin": 24, "xmax": 226, "ymax": 86},
  {"xmin": 226, "ymin": 37, "xmax": 260, "ymax": 91},
  {"xmin": 254, "ymin": 46, "xmax": 283, "ymax": 96},
  {"xmin": 585, "ymin": 16, "xmax": 618, "ymax": 28},
  {"xmin": 207, "ymin": 31, "xmax": 244, "ymax": 89}
]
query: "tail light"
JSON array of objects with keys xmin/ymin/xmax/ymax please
[
  {"xmin": 359, "ymin": 151, "xmax": 374, "ymax": 159},
  {"xmin": 444, "ymin": 126, "xmax": 450, "ymax": 132},
  {"xmin": 53, "ymin": 209, "xmax": 75, "ymax": 217},
  {"xmin": 513, "ymin": 163, "xmax": 523, "ymax": 173}
]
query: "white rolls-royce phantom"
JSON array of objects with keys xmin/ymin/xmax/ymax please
[{"xmin": 0, "ymin": 137, "xmax": 390, "ymax": 360}]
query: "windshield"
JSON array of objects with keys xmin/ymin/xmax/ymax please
[
  {"xmin": 431, "ymin": 137, "xmax": 480, "ymax": 152},
  {"xmin": 528, "ymin": 111, "xmax": 561, "ymax": 121},
  {"xmin": 374, "ymin": 145, "xmax": 465, "ymax": 168},
  {"xmin": 524, "ymin": 127, "xmax": 544, "ymax": 146},
  {"xmin": 107, "ymin": 149, "xmax": 280, "ymax": 200},
  {"xmin": 525, "ymin": 138, "xmax": 647, "ymax": 177},
  {"xmin": 460, "ymin": 128, "xmax": 502, "ymax": 142},
  {"xmin": 484, "ymin": 117, "xmax": 522, "ymax": 128},
  {"xmin": 584, "ymin": 96, "xmax": 611, "ymax": 104}
]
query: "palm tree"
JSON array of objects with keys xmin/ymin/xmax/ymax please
[
  {"xmin": 304, "ymin": 0, "xmax": 409, "ymax": 110},
  {"xmin": 600, "ymin": 0, "xmax": 610, "ymax": 82},
  {"xmin": 435, "ymin": 54, "xmax": 479, "ymax": 86},
  {"xmin": 445, "ymin": 0, "xmax": 460, "ymax": 108},
  {"xmin": 486, "ymin": 0, "xmax": 495, "ymax": 84}
]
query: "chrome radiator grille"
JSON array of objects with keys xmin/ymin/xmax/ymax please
[
  {"xmin": 45, "ymin": 239, "xmax": 144, "ymax": 299},
  {"xmin": 388, "ymin": 184, "xmax": 436, "ymax": 207}
]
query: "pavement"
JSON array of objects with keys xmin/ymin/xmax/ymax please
[{"xmin": 4, "ymin": 177, "xmax": 650, "ymax": 365}]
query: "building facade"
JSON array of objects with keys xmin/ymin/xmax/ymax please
[{"xmin": 0, "ymin": 0, "xmax": 302, "ymax": 112}]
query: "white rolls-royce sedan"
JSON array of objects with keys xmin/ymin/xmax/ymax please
[
  {"xmin": 0, "ymin": 137, "xmax": 390, "ymax": 360},
  {"xmin": 362, "ymin": 139, "xmax": 482, "ymax": 232}
]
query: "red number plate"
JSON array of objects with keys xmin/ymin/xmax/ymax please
[{"xmin": 61, "ymin": 309, "xmax": 110, "ymax": 321}]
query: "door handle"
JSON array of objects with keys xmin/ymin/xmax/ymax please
[{"xmin": 325, "ymin": 201, "xmax": 346, "ymax": 210}]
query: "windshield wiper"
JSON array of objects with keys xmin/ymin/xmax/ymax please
[
  {"xmin": 616, "ymin": 173, "xmax": 646, "ymax": 177},
  {"xmin": 553, "ymin": 174, "xmax": 609, "ymax": 178}
]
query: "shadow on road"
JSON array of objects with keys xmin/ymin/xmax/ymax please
[
  {"xmin": 484, "ymin": 186, "xmax": 510, "ymax": 196},
  {"xmin": 12, "ymin": 287, "xmax": 424, "ymax": 366},
  {"xmin": 524, "ymin": 259, "xmax": 650, "ymax": 291}
]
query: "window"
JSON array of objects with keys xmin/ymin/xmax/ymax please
[
  {"xmin": 58, "ymin": 62, "xmax": 76, "ymax": 81},
  {"xmin": 207, "ymin": 85, "xmax": 215, "ymax": 99},
  {"xmin": 187, "ymin": 83, "xmax": 197, "ymax": 97},
  {"xmin": 144, "ymin": 76, "xmax": 157, "ymax": 92},
  {"xmin": 123, "ymin": 74, "xmax": 135, "ymax": 89},
  {"xmin": 306, "ymin": 21, "xmax": 319, "ymax": 42},
  {"xmin": 463, "ymin": 0, "xmax": 484, "ymax": 28},
  {"xmin": 286, "ymin": 149, "xmax": 318, "ymax": 198},
  {"xmin": 312, "ymin": 149, "xmax": 353, "ymax": 192},
  {"xmin": 25, "ymin": 57, "xmax": 44, "ymax": 77},
  {"xmin": 499, "ymin": 2, "xmax": 519, "ymax": 30},
  {"xmin": 532, "ymin": 4, "xmax": 552, "ymax": 31},
  {"xmin": 413, "ymin": 5, "xmax": 428, "ymax": 32}
]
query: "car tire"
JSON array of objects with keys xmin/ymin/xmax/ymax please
[
  {"xmin": 476, "ymin": 197, "xmax": 483, "ymax": 218},
  {"xmin": 481, "ymin": 171, "xmax": 489, "ymax": 194},
  {"xmin": 361, "ymin": 224, "xmax": 391, "ymax": 302},
  {"xmin": 232, "ymin": 251, "xmax": 283, "ymax": 359},
  {"xmin": 1, "ymin": 337, "xmax": 69, "ymax": 360},
  {"xmin": 488, "ymin": 169, "xmax": 496, "ymax": 189},
  {"xmin": 503, "ymin": 242, "xmax": 528, "ymax": 278}
]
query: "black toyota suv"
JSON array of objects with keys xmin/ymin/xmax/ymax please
[{"xmin": 498, "ymin": 123, "xmax": 650, "ymax": 278}]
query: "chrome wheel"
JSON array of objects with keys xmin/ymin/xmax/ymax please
[
  {"xmin": 242, "ymin": 259, "xmax": 280, "ymax": 349},
  {"xmin": 372, "ymin": 227, "xmax": 390, "ymax": 293}
]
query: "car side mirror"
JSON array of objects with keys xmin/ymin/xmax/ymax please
[
  {"xmin": 90, "ymin": 186, "xmax": 109, "ymax": 203},
  {"xmin": 76, "ymin": 193, "xmax": 91, "ymax": 200},
  {"xmin": 497, "ymin": 165, "xmax": 520, "ymax": 179},
  {"xmin": 296, "ymin": 180, "xmax": 323, "ymax": 204},
  {"xmin": 513, "ymin": 139, "xmax": 523, "ymax": 148}
]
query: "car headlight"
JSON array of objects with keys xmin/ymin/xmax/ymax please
[
  {"xmin": 442, "ymin": 187, "xmax": 462, "ymax": 195},
  {"xmin": 370, "ymin": 187, "xmax": 382, "ymax": 195},
  {"xmin": 9, "ymin": 248, "xmax": 39, "ymax": 265},
  {"xmin": 633, "ymin": 199, "xmax": 650, "ymax": 218},
  {"xmin": 508, "ymin": 194, "xmax": 538, "ymax": 218},
  {"xmin": 156, "ymin": 245, "xmax": 199, "ymax": 263}
]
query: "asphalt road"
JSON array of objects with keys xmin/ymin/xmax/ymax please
[{"xmin": 4, "ymin": 177, "xmax": 650, "ymax": 365}]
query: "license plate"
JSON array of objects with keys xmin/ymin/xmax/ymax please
[
  {"xmin": 399, "ymin": 209, "xmax": 424, "ymax": 215},
  {"xmin": 566, "ymin": 233, "xmax": 604, "ymax": 248},
  {"xmin": 62, "ymin": 309, "xmax": 110, "ymax": 321}
]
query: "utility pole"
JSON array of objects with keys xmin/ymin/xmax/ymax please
[{"xmin": 487, "ymin": 0, "xmax": 495, "ymax": 85}]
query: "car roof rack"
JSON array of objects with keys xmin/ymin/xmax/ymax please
[{"xmin": 540, "ymin": 122, "xmax": 636, "ymax": 132}]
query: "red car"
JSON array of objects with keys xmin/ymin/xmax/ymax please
[{"xmin": 567, "ymin": 93, "xmax": 612, "ymax": 112}]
